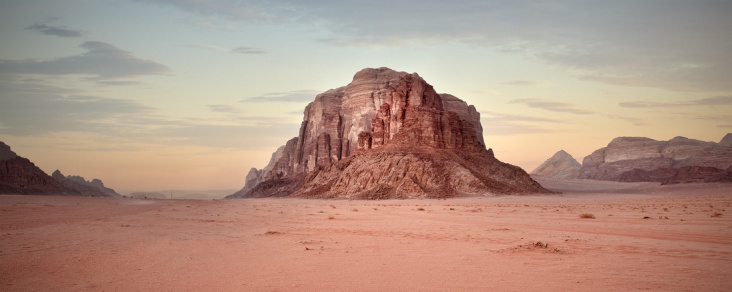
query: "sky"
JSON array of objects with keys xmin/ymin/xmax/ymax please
[{"xmin": 1, "ymin": 0, "xmax": 731, "ymax": 194}]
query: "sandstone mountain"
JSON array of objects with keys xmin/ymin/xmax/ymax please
[
  {"xmin": 579, "ymin": 135, "xmax": 732, "ymax": 184},
  {"xmin": 0, "ymin": 141, "xmax": 120, "ymax": 196},
  {"xmin": 52, "ymin": 170, "xmax": 121, "ymax": 197},
  {"xmin": 228, "ymin": 68, "xmax": 549, "ymax": 199},
  {"xmin": 530, "ymin": 150, "xmax": 581, "ymax": 179},
  {"xmin": 0, "ymin": 141, "xmax": 79, "ymax": 196}
]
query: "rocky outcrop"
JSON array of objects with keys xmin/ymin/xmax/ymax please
[
  {"xmin": 579, "ymin": 135, "xmax": 732, "ymax": 183},
  {"xmin": 530, "ymin": 150, "xmax": 581, "ymax": 179},
  {"xmin": 52, "ymin": 170, "xmax": 121, "ymax": 197},
  {"xmin": 618, "ymin": 166, "xmax": 732, "ymax": 184},
  {"xmin": 228, "ymin": 67, "xmax": 549, "ymax": 199},
  {"xmin": 720, "ymin": 133, "xmax": 732, "ymax": 147},
  {"xmin": 0, "ymin": 141, "xmax": 79, "ymax": 196}
]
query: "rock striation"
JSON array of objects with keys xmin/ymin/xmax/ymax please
[
  {"xmin": 579, "ymin": 135, "xmax": 732, "ymax": 183},
  {"xmin": 228, "ymin": 67, "xmax": 549, "ymax": 199},
  {"xmin": 1, "ymin": 141, "xmax": 120, "ymax": 196},
  {"xmin": 52, "ymin": 170, "xmax": 121, "ymax": 197},
  {"xmin": 0, "ymin": 141, "xmax": 79, "ymax": 195},
  {"xmin": 530, "ymin": 150, "xmax": 581, "ymax": 179}
]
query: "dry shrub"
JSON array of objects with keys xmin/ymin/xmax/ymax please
[{"xmin": 579, "ymin": 213, "xmax": 596, "ymax": 219}]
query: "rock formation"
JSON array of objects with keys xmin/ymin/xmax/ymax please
[
  {"xmin": 0, "ymin": 141, "xmax": 79, "ymax": 196},
  {"xmin": 228, "ymin": 67, "xmax": 549, "ymax": 199},
  {"xmin": 52, "ymin": 170, "xmax": 121, "ymax": 197},
  {"xmin": 530, "ymin": 150, "xmax": 581, "ymax": 179},
  {"xmin": 0, "ymin": 141, "xmax": 120, "ymax": 196},
  {"xmin": 720, "ymin": 133, "xmax": 732, "ymax": 147},
  {"xmin": 579, "ymin": 135, "xmax": 732, "ymax": 183}
]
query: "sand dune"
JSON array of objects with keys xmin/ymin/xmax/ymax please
[{"xmin": 1, "ymin": 182, "xmax": 731, "ymax": 291}]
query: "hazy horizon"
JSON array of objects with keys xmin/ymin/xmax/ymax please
[{"xmin": 1, "ymin": 1, "xmax": 730, "ymax": 193}]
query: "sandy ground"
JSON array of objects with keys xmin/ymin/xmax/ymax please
[{"xmin": 1, "ymin": 180, "xmax": 731, "ymax": 291}]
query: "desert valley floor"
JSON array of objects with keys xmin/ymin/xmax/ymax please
[{"xmin": 1, "ymin": 179, "xmax": 731, "ymax": 291}]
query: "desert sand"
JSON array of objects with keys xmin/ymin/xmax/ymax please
[{"xmin": 1, "ymin": 180, "xmax": 731, "ymax": 291}]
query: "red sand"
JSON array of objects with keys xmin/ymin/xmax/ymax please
[{"xmin": 1, "ymin": 181, "xmax": 731, "ymax": 291}]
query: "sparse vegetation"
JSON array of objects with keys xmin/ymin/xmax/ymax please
[
  {"xmin": 711, "ymin": 212, "xmax": 723, "ymax": 218},
  {"xmin": 417, "ymin": 207, "xmax": 425, "ymax": 211},
  {"xmin": 579, "ymin": 213, "xmax": 596, "ymax": 219},
  {"xmin": 328, "ymin": 215, "xmax": 335, "ymax": 219}
]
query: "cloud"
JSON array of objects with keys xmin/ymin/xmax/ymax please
[
  {"xmin": 0, "ymin": 41, "xmax": 170, "ymax": 80},
  {"xmin": 231, "ymin": 46, "xmax": 266, "ymax": 54},
  {"xmin": 511, "ymin": 98, "xmax": 595, "ymax": 115},
  {"xmin": 606, "ymin": 115, "xmax": 648, "ymax": 126},
  {"xmin": 137, "ymin": 0, "xmax": 732, "ymax": 92},
  {"xmin": 25, "ymin": 24, "xmax": 86, "ymax": 38},
  {"xmin": 183, "ymin": 44, "xmax": 267, "ymax": 54},
  {"xmin": 207, "ymin": 104, "xmax": 241, "ymax": 114},
  {"xmin": 241, "ymin": 90, "xmax": 320, "ymax": 102},
  {"xmin": 480, "ymin": 111, "xmax": 561, "ymax": 136},
  {"xmin": 0, "ymin": 92, "xmax": 154, "ymax": 136},
  {"xmin": 619, "ymin": 96, "xmax": 732, "ymax": 108},
  {"xmin": 502, "ymin": 80, "xmax": 551, "ymax": 87}
]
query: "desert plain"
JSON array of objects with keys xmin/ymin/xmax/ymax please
[{"xmin": 1, "ymin": 179, "xmax": 731, "ymax": 291}]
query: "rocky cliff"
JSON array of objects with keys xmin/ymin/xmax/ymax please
[
  {"xmin": 228, "ymin": 67, "xmax": 549, "ymax": 199},
  {"xmin": 530, "ymin": 150, "xmax": 581, "ymax": 179},
  {"xmin": 0, "ymin": 141, "xmax": 80, "ymax": 195},
  {"xmin": 579, "ymin": 135, "xmax": 732, "ymax": 183},
  {"xmin": 52, "ymin": 170, "xmax": 121, "ymax": 197}
]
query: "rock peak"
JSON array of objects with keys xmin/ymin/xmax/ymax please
[
  {"xmin": 228, "ymin": 67, "xmax": 549, "ymax": 199},
  {"xmin": 0, "ymin": 141, "xmax": 18, "ymax": 161},
  {"xmin": 720, "ymin": 133, "xmax": 732, "ymax": 146},
  {"xmin": 531, "ymin": 150, "xmax": 581, "ymax": 179}
]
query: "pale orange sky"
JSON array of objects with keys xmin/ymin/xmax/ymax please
[{"xmin": 1, "ymin": 1, "xmax": 730, "ymax": 194}]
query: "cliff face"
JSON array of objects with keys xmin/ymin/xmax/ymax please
[
  {"xmin": 0, "ymin": 141, "xmax": 120, "ymax": 196},
  {"xmin": 530, "ymin": 150, "xmax": 582, "ymax": 179},
  {"xmin": 0, "ymin": 142, "xmax": 79, "ymax": 196},
  {"xmin": 228, "ymin": 67, "xmax": 548, "ymax": 199},
  {"xmin": 579, "ymin": 135, "xmax": 732, "ymax": 183}
]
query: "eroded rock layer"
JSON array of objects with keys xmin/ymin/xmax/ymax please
[
  {"xmin": 579, "ymin": 135, "xmax": 732, "ymax": 183},
  {"xmin": 228, "ymin": 67, "xmax": 548, "ymax": 199}
]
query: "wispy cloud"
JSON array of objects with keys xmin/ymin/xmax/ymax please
[
  {"xmin": 606, "ymin": 115, "xmax": 648, "ymax": 126},
  {"xmin": 502, "ymin": 80, "xmax": 551, "ymax": 87},
  {"xmin": 0, "ymin": 41, "xmax": 170, "ymax": 81},
  {"xmin": 183, "ymin": 44, "xmax": 267, "ymax": 54},
  {"xmin": 619, "ymin": 96, "xmax": 732, "ymax": 108},
  {"xmin": 480, "ymin": 111, "xmax": 562, "ymax": 136},
  {"xmin": 137, "ymin": 0, "xmax": 732, "ymax": 92},
  {"xmin": 511, "ymin": 98, "xmax": 594, "ymax": 115},
  {"xmin": 25, "ymin": 23, "xmax": 86, "ymax": 38},
  {"xmin": 207, "ymin": 104, "xmax": 242, "ymax": 114},
  {"xmin": 232, "ymin": 46, "xmax": 266, "ymax": 54},
  {"xmin": 241, "ymin": 90, "xmax": 320, "ymax": 103}
]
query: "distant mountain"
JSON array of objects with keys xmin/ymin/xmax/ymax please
[
  {"xmin": 129, "ymin": 192, "xmax": 167, "ymax": 199},
  {"xmin": 579, "ymin": 134, "xmax": 732, "ymax": 184},
  {"xmin": 531, "ymin": 150, "xmax": 581, "ymax": 179},
  {"xmin": 52, "ymin": 170, "xmax": 121, "ymax": 197},
  {"xmin": 0, "ymin": 141, "xmax": 80, "ymax": 196},
  {"xmin": 720, "ymin": 133, "xmax": 732, "ymax": 147}
]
